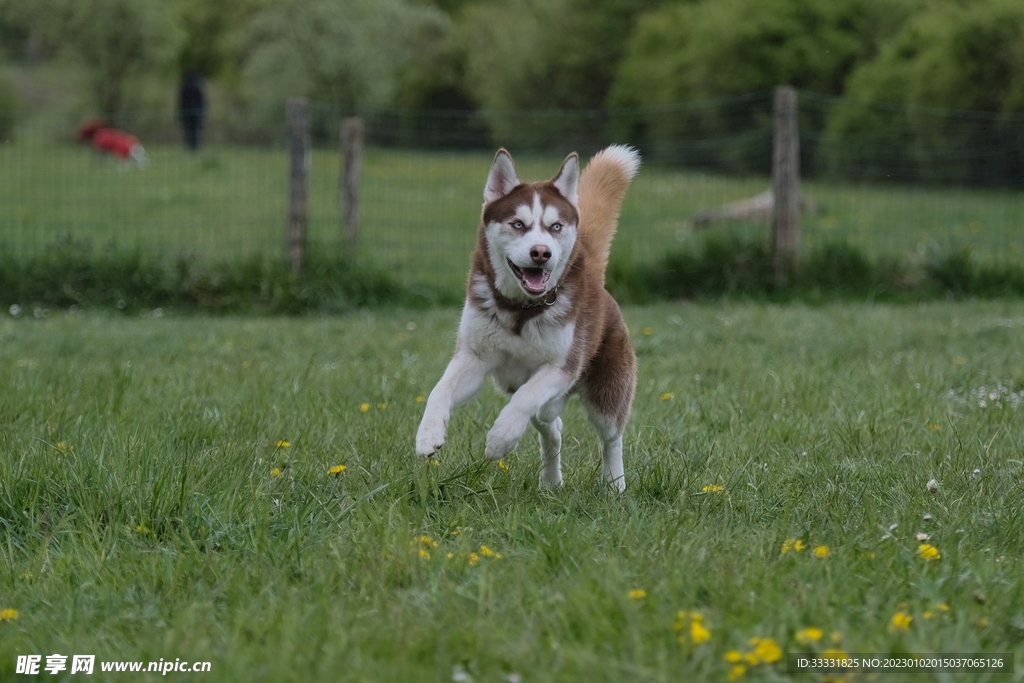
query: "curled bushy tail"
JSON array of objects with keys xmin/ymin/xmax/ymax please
[{"xmin": 577, "ymin": 144, "xmax": 641, "ymax": 280}]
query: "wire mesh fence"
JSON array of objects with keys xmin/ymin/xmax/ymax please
[{"xmin": 2, "ymin": 91, "xmax": 1023, "ymax": 296}]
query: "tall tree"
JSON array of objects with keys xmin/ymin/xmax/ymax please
[
  {"xmin": 236, "ymin": 0, "xmax": 448, "ymax": 107},
  {"xmin": 459, "ymin": 0, "xmax": 661, "ymax": 112},
  {"xmin": 609, "ymin": 0, "xmax": 913, "ymax": 107},
  {"xmin": 44, "ymin": 0, "xmax": 182, "ymax": 116}
]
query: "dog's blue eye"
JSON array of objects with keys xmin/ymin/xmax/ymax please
[
  {"xmin": 551, "ymin": 222, "xmax": 562, "ymax": 232},
  {"xmin": 511, "ymin": 220, "xmax": 525, "ymax": 230}
]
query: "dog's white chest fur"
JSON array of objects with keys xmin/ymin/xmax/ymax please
[{"xmin": 459, "ymin": 285, "xmax": 574, "ymax": 393}]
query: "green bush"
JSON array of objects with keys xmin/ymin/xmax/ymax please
[
  {"xmin": 823, "ymin": 0, "xmax": 1024, "ymax": 185},
  {"xmin": 926, "ymin": 248, "xmax": 1024, "ymax": 297},
  {"xmin": 0, "ymin": 238, "xmax": 416, "ymax": 314},
  {"xmin": 612, "ymin": 233, "xmax": 1024, "ymax": 303},
  {"xmin": 607, "ymin": 0, "xmax": 912, "ymax": 171},
  {"xmin": 3, "ymin": 235, "xmax": 1024, "ymax": 314},
  {"xmin": 456, "ymin": 0, "xmax": 659, "ymax": 151}
]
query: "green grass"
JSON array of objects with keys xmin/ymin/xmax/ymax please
[
  {"xmin": 3, "ymin": 142, "xmax": 1024, "ymax": 296},
  {"xmin": 1, "ymin": 301, "xmax": 1022, "ymax": 681}
]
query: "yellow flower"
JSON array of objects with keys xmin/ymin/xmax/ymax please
[
  {"xmin": 328, "ymin": 464, "xmax": 346, "ymax": 475},
  {"xmin": 977, "ymin": 617, "xmax": 989, "ymax": 628},
  {"xmin": 702, "ymin": 484, "xmax": 724, "ymax": 493},
  {"xmin": 918, "ymin": 543, "xmax": 941, "ymax": 561},
  {"xmin": 674, "ymin": 611, "xmax": 688, "ymax": 631},
  {"xmin": 889, "ymin": 611, "xmax": 913, "ymax": 632},
  {"xmin": 376, "ymin": 402, "xmax": 387, "ymax": 409},
  {"xmin": 415, "ymin": 396, "xmax": 426, "ymax": 403},
  {"xmin": 660, "ymin": 392, "xmax": 674, "ymax": 401},
  {"xmin": 427, "ymin": 458, "xmax": 440, "ymax": 466},
  {"xmin": 359, "ymin": 403, "xmax": 370, "ymax": 412},
  {"xmin": 727, "ymin": 664, "xmax": 746, "ymax": 680},
  {"xmin": 276, "ymin": 440, "xmax": 291, "ymax": 449},
  {"xmin": 55, "ymin": 441, "xmax": 70, "ymax": 453},
  {"xmin": 813, "ymin": 545, "xmax": 830, "ymax": 558},
  {"xmin": 724, "ymin": 650, "xmax": 744, "ymax": 663},
  {"xmin": 0, "ymin": 608, "xmax": 19, "ymax": 622},
  {"xmin": 690, "ymin": 618, "xmax": 711, "ymax": 644},
  {"xmin": 468, "ymin": 552, "xmax": 480, "ymax": 566},
  {"xmin": 417, "ymin": 535, "xmax": 438, "ymax": 549},
  {"xmin": 135, "ymin": 524, "xmax": 151, "ymax": 535},
  {"xmin": 628, "ymin": 589, "xmax": 647, "ymax": 600},
  {"xmin": 643, "ymin": 327, "xmax": 654, "ymax": 336},
  {"xmin": 676, "ymin": 612, "xmax": 711, "ymax": 645},
  {"xmin": 418, "ymin": 548, "xmax": 430, "ymax": 560},
  {"xmin": 937, "ymin": 603, "xmax": 949, "ymax": 612},
  {"xmin": 270, "ymin": 467, "xmax": 281, "ymax": 477},
  {"xmin": 497, "ymin": 461, "xmax": 508, "ymax": 471},
  {"xmin": 479, "ymin": 545, "xmax": 501, "ymax": 559},
  {"xmin": 781, "ymin": 539, "xmax": 806, "ymax": 554},
  {"xmin": 923, "ymin": 610, "xmax": 934, "ymax": 619},
  {"xmin": 795, "ymin": 627, "xmax": 823, "ymax": 644},
  {"xmin": 750, "ymin": 637, "xmax": 782, "ymax": 664},
  {"xmin": 822, "ymin": 649, "xmax": 850, "ymax": 661}
]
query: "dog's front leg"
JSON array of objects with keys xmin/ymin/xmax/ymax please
[
  {"xmin": 485, "ymin": 366, "xmax": 572, "ymax": 461},
  {"xmin": 416, "ymin": 351, "xmax": 488, "ymax": 458}
]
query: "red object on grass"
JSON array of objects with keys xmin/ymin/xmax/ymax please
[
  {"xmin": 91, "ymin": 128, "xmax": 138, "ymax": 158},
  {"xmin": 76, "ymin": 119, "xmax": 140, "ymax": 158}
]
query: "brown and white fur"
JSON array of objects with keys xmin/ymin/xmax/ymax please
[{"xmin": 415, "ymin": 145, "xmax": 640, "ymax": 491}]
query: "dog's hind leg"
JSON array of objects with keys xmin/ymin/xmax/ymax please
[
  {"xmin": 532, "ymin": 395, "xmax": 567, "ymax": 489},
  {"xmin": 580, "ymin": 313, "xmax": 636, "ymax": 493},
  {"xmin": 583, "ymin": 406, "xmax": 627, "ymax": 493}
]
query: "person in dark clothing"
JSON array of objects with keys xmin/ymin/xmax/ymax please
[{"xmin": 178, "ymin": 71, "xmax": 205, "ymax": 150}]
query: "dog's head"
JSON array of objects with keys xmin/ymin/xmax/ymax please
[
  {"xmin": 480, "ymin": 149, "xmax": 579, "ymax": 302},
  {"xmin": 77, "ymin": 118, "xmax": 106, "ymax": 142}
]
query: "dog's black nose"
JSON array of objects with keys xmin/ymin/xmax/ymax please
[{"xmin": 530, "ymin": 245, "xmax": 552, "ymax": 264}]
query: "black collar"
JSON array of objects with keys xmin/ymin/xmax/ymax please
[{"xmin": 519, "ymin": 285, "xmax": 559, "ymax": 309}]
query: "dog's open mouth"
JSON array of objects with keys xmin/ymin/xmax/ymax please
[{"xmin": 507, "ymin": 259, "xmax": 550, "ymax": 295}]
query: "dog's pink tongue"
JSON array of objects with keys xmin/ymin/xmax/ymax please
[{"xmin": 522, "ymin": 268, "xmax": 548, "ymax": 293}]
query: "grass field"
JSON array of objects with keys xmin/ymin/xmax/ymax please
[
  {"xmin": 3, "ymin": 141, "xmax": 1024, "ymax": 295},
  {"xmin": 1, "ymin": 301, "xmax": 1022, "ymax": 681}
]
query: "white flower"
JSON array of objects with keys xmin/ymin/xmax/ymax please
[{"xmin": 927, "ymin": 479, "xmax": 940, "ymax": 494}]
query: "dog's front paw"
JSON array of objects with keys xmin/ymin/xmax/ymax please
[
  {"xmin": 415, "ymin": 419, "xmax": 446, "ymax": 458},
  {"xmin": 484, "ymin": 419, "xmax": 523, "ymax": 461}
]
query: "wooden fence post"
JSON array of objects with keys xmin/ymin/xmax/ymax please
[
  {"xmin": 287, "ymin": 97, "xmax": 310, "ymax": 275},
  {"xmin": 341, "ymin": 117, "xmax": 364, "ymax": 253},
  {"xmin": 771, "ymin": 85, "xmax": 800, "ymax": 283}
]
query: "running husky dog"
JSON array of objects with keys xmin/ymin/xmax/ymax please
[{"xmin": 415, "ymin": 145, "xmax": 640, "ymax": 491}]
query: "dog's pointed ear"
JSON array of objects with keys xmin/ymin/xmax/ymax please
[
  {"xmin": 552, "ymin": 152, "xmax": 579, "ymax": 206},
  {"xmin": 484, "ymin": 149, "xmax": 520, "ymax": 204}
]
